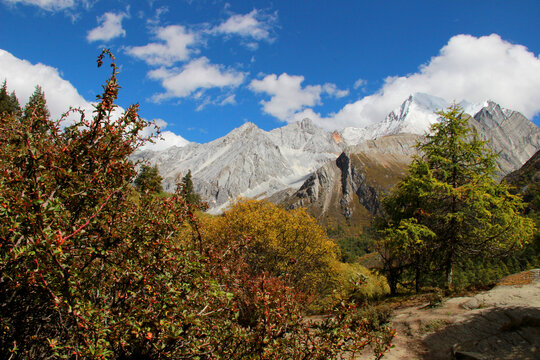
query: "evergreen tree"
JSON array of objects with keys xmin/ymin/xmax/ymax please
[
  {"xmin": 9, "ymin": 91, "xmax": 21, "ymax": 115},
  {"xmin": 134, "ymin": 164, "xmax": 163, "ymax": 193},
  {"xmin": 23, "ymin": 85, "xmax": 50, "ymax": 122},
  {"xmin": 0, "ymin": 80, "xmax": 21, "ymax": 116},
  {"xmin": 378, "ymin": 104, "xmax": 535, "ymax": 290},
  {"xmin": 180, "ymin": 169, "xmax": 201, "ymax": 206}
]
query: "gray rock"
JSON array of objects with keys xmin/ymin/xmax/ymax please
[
  {"xmin": 132, "ymin": 95, "xmax": 540, "ymax": 215},
  {"xmin": 133, "ymin": 119, "xmax": 344, "ymax": 213}
]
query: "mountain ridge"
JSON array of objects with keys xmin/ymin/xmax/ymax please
[{"xmin": 133, "ymin": 94, "xmax": 540, "ymax": 214}]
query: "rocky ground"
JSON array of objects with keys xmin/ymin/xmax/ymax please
[{"xmin": 379, "ymin": 269, "xmax": 540, "ymax": 360}]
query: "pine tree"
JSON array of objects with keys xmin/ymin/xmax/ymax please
[
  {"xmin": 0, "ymin": 80, "xmax": 21, "ymax": 115},
  {"xmin": 180, "ymin": 169, "xmax": 201, "ymax": 206},
  {"xmin": 378, "ymin": 104, "xmax": 535, "ymax": 290},
  {"xmin": 134, "ymin": 164, "xmax": 163, "ymax": 193},
  {"xmin": 23, "ymin": 85, "xmax": 50, "ymax": 121},
  {"xmin": 9, "ymin": 91, "xmax": 21, "ymax": 115}
]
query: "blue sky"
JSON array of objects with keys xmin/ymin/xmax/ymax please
[{"xmin": 1, "ymin": 0, "xmax": 540, "ymax": 149}]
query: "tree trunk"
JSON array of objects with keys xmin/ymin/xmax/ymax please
[
  {"xmin": 415, "ymin": 266, "xmax": 421, "ymax": 293},
  {"xmin": 445, "ymin": 258, "xmax": 454, "ymax": 290},
  {"xmin": 388, "ymin": 271, "xmax": 398, "ymax": 295}
]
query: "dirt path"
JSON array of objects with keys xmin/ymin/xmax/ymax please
[{"xmin": 378, "ymin": 269, "xmax": 540, "ymax": 360}]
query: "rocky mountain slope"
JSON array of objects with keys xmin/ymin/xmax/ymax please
[
  {"xmin": 471, "ymin": 101, "xmax": 540, "ymax": 175},
  {"xmin": 503, "ymin": 149, "xmax": 540, "ymax": 211},
  {"xmin": 340, "ymin": 93, "xmax": 483, "ymax": 145},
  {"xmin": 134, "ymin": 94, "xmax": 540, "ymax": 214},
  {"xmin": 283, "ymin": 134, "xmax": 420, "ymax": 226},
  {"xmin": 133, "ymin": 118, "xmax": 344, "ymax": 213},
  {"xmin": 284, "ymin": 98, "xmax": 540, "ymax": 223}
]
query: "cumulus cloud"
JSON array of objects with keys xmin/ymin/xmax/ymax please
[
  {"xmin": 212, "ymin": 9, "xmax": 277, "ymax": 42},
  {"xmin": 126, "ymin": 25, "xmax": 198, "ymax": 66},
  {"xmin": 249, "ymin": 74, "xmax": 322, "ymax": 120},
  {"xmin": 126, "ymin": 9, "xmax": 276, "ymax": 104},
  {"xmin": 0, "ymin": 48, "xmax": 92, "ymax": 121},
  {"xmin": 87, "ymin": 11, "xmax": 128, "ymax": 42},
  {"xmin": 148, "ymin": 57, "xmax": 245, "ymax": 101},
  {"xmin": 324, "ymin": 34, "xmax": 540, "ymax": 130},
  {"xmin": 249, "ymin": 73, "xmax": 348, "ymax": 121},
  {"xmin": 251, "ymin": 34, "xmax": 540, "ymax": 131},
  {"xmin": 0, "ymin": 49, "xmax": 189, "ymax": 150},
  {"xmin": 3, "ymin": 0, "xmax": 75, "ymax": 11},
  {"xmin": 139, "ymin": 118, "xmax": 190, "ymax": 151}
]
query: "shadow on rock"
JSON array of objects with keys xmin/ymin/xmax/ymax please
[{"xmin": 422, "ymin": 307, "xmax": 540, "ymax": 360}]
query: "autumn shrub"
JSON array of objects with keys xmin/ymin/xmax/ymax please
[
  {"xmin": 200, "ymin": 199, "xmax": 343, "ymax": 307},
  {"xmin": 354, "ymin": 304, "xmax": 393, "ymax": 333},
  {"xmin": 338, "ymin": 263, "xmax": 390, "ymax": 304},
  {"xmin": 0, "ymin": 51, "xmax": 394, "ymax": 359}
]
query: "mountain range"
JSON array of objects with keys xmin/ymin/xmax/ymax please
[{"xmin": 133, "ymin": 93, "xmax": 540, "ymax": 219}]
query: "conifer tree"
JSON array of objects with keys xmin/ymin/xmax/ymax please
[
  {"xmin": 378, "ymin": 104, "xmax": 535, "ymax": 290},
  {"xmin": 134, "ymin": 164, "xmax": 163, "ymax": 194},
  {"xmin": 23, "ymin": 85, "xmax": 50, "ymax": 121},
  {"xmin": 0, "ymin": 80, "xmax": 21, "ymax": 115},
  {"xmin": 9, "ymin": 91, "xmax": 21, "ymax": 115},
  {"xmin": 180, "ymin": 169, "xmax": 201, "ymax": 206}
]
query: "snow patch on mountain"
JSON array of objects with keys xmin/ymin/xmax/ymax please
[{"xmin": 340, "ymin": 93, "xmax": 495, "ymax": 145}]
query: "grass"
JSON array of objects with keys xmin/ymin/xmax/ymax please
[{"xmin": 419, "ymin": 319, "xmax": 451, "ymax": 335}]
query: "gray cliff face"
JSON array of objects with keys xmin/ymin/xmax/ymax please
[
  {"xmin": 287, "ymin": 134, "xmax": 419, "ymax": 222},
  {"xmin": 291, "ymin": 161, "xmax": 341, "ymax": 213},
  {"xmin": 132, "ymin": 119, "xmax": 344, "ymax": 213},
  {"xmin": 471, "ymin": 101, "xmax": 540, "ymax": 175},
  {"xmin": 133, "ymin": 96, "xmax": 540, "ymax": 216}
]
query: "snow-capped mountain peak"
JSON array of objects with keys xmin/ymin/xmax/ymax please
[
  {"xmin": 340, "ymin": 93, "xmax": 491, "ymax": 145},
  {"xmin": 340, "ymin": 93, "xmax": 449, "ymax": 144},
  {"xmin": 132, "ymin": 95, "xmax": 539, "ymax": 214}
]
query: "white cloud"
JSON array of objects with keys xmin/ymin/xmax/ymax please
[
  {"xmin": 353, "ymin": 78, "xmax": 366, "ymax": 89},
  {"xmin": 249, "ymin": 74, "xmax": 322, "ymax": 120},
  {"xmin": 139, "ymin": 118, "xmax": 190, "ymax": 151},
  {"xmin": 213, "ymin": 9, "xmax": 277, "ymax": 42},
  {"xmin": 3, "ymin": 0, "xmax": 75, "ymax": 11},
  {"xmin": 194, "ymin": 93, "xmax": 236, "ymax": 111},
  {"xmin": 0, "ymin": 48, "xmax": 92, "ymax": 121},
  {"xmin": 126, "ymin": 25, "xmax": 198, "ymax": 66},
  {"xmin": 220, "ymin": 94, "xmax": 236, "ymax": 106},
  {"xmin": 249, "ymin": 73, "xmax": 348, "ymax": 121},
  {"xmin": 324, "ymin": 34, "xmax": 540, "ymax": 130},
  {"xmin": 0, "ymin": 49, "xmax": 190, "ymax": 150},
  {"xmin": 146, "ymin": 6, "xmax": 168, "ymax": 26},
  {"xmin": 323, "ymin": 83, "xmax": 349, "ymax": 98},
  {"xmin": 148, "ymin": 57, "xmax": 245, "ymax": 101},
  {"xmin": 253, "ymin": 34, "xmax": 540, "ymax": 131},
  {"xmin": 87, "ymin": 11, "xmax": 128, "ymax": 42}
]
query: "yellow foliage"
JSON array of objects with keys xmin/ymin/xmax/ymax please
[
  {"xmin": 336, "ymin": 263, "xmax": 390, "ymax": 303},
  {"xmin": 201, "ymin": 199, "xmax": 341, "ymax": 298}
]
